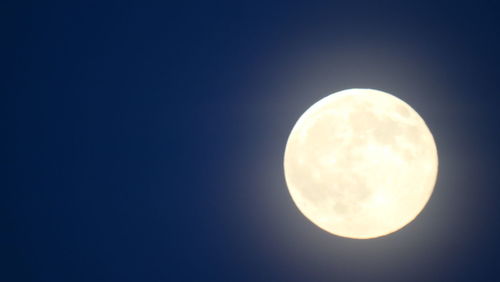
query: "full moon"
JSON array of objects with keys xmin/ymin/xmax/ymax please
[{"xmin": 283, "ymin": 89, "xmax": 438, "ymax": 239}]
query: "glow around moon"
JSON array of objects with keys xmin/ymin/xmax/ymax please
[{"xmin": 283, "ymin": 89, "xmax": 438, "ymax": 239}]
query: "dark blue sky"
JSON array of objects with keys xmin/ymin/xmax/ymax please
[{"xmin": 5, "ymin": 1, "xmax": 500, "ymax": 281}]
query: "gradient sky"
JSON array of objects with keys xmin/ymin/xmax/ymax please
[{"xmin": 5, "ymin": 1, "xmax": 500, "ymax": 281}]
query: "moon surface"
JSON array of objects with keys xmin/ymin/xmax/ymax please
[{"xmin": 283, "ymin": 89, "xmax": 438, "ymax": 239}]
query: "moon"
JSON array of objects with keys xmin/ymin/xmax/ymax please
[{"xmin": 283, "ymin": 89, "xmax": 438, "ymax": 239}]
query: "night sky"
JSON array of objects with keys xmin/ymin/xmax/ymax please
[{"xmin": 5, "ymin": 1, "xmax": 500, "ymax": 281}]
